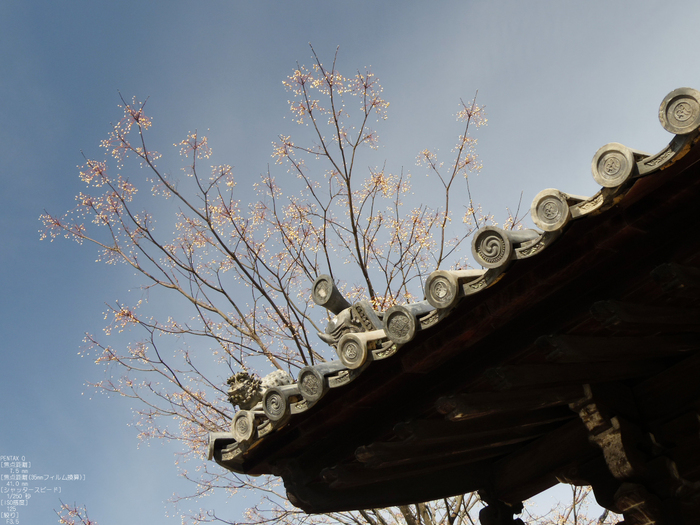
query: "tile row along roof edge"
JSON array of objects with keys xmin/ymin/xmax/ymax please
[{"xmin": 208, "ymin": 86, "xmax": 700, "ymax": 475}]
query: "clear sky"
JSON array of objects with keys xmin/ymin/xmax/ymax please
[{"xmin": 3, "ymin": 1, "xmax": 700, "ymax": 523}]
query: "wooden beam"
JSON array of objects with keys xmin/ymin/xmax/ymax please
[
  {"xmin": 355, "ymin": 421, "xmax": 563, "ymax": 466},
  {"xmin": 287, "ymin": 462, "xmax": 490, "ymax": 513},
  {"xmin": 355, "ymin": 440, "xmax": 524, "ymax": 470},
  {"xmin": 651, "ymin": 262, "xmax": 700, "ymax": 294},
  {"xmin": 320, "ymin": 458, "xmax": 493, "ymax": 490},
  {"xmin": 650, "ymin": 411, "xmax": 700, "ymax": 447},
  {"xmin": 491, "ymin": 419, "xmax": 598, "ymax": 503},
  {"xmin": 635, "ymin": 352, "xmax": 700, "ymax": 423},
  {"xmin": 483, "ymin": 360, "xmax": 667, "ymax": 391},
  {"xmin": 540, "ymin": 334, "xmax": 698, "ymax": 363},
  {"xmin": 436, "ymin": 385, "xmax": 585, "ymax": 421},
  {"xmin": 394, "ymin": 406, "xmax": 574, "ymax": 440},
  {"xmin": 591, "ymin": 300, "xmax": 700, "ymax": 330}
]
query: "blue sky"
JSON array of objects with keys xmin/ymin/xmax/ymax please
[{"xmin": 3, "ymin": 1, "xmax": 700, "ymax": 523}]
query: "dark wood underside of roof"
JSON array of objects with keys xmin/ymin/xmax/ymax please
[{"xmin": 224, "ymin": 142, "xmax": 700, "ymax": 516}]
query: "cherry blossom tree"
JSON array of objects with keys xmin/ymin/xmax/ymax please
[
  {"xmin": 56, "ymin": 502, "xmax": 98, "ymax": 525},
  {"xmin": 45, "ymin": 48, "xmax": 610, "ymax": 525}
]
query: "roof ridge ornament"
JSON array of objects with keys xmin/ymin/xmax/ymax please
[
  {"xmin": 659, "ymin": 87, "xmax": 700, "ymax": 135},
  {"xmin": 591, "ymin": 143, "xmax": 640, "ymax": 188}
]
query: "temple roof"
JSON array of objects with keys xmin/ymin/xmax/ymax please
[{"xmin": 209, "ymin": 88, "xmax": 700, "ymax": 523}]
